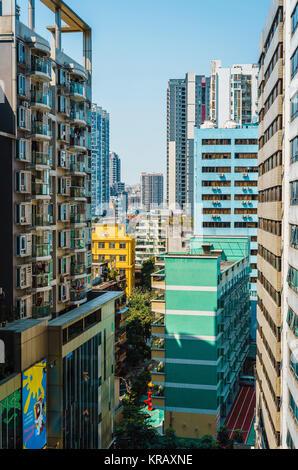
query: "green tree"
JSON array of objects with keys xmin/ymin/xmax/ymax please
[
  {"xmin": 232, "ymin": 429, "xmax": 244, "ymax": 443},
  {"xmin": 217, "ymin": 425, "xmax": 234, "ymax": 449},
  {"xmin": 125, "ymin": 289, "xmax": 154, "ymax": 367},
  {"xmin": 114, "ymin": 403, "xmax": 159, "ymax": 449},
  {"xmin": 141, "ymin": 257, "xmax": 156, "ymax": 290}
]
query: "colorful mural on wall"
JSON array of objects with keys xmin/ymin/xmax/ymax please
[{"xmin": 22, "ymin": 359, "xmax": 47, "ymax": 449}]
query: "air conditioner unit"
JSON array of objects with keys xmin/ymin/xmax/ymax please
[
  {"xmin": 219, "ymin": 173, "xmax": 224, "ymax": 177},
  {"xmin": 242, "ymin": 201, "xmax": 247, "ymax": 205},
  {"xmin": 20, "ymin": 217, "xmax": 26, "ymax": 224},
  {"xmin": 243, "ymin": 173, "xmax": 248, "ymax": 177}
]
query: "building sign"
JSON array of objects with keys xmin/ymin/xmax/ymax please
[{"xmin": 22, "ymin": 360, "xmax": 47, "ymax": 449}]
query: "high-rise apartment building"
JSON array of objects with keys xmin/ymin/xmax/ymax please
[
  {"xmin": 194, "ymin": 123, "xmax": 259, "ymax": 344},
  {"xmin": 209, "ymin": 60, "xmax": 259, "ymax": 128},
  {"xmin": 141, "ymin": 172, "xmax": 164, "ymax": 210},
  {"xmin": 151, "ymin": 236, "xmax": 251, "ymax": 439},
  {"xmin": 109, "ymin": 152, "xmax": 121, "ymax": 191},
  {"xmin": 167, "ymin": 73, "xmax": 210, "ymax": 211},
  {"xmin": 255, "ymin": 0, "xmax": 298, "ymax": 449},
  {"xmin": 0, "ymin": 0, "xmax": 93, "ymax": 321},
  {"xmin": 91, "ymin": 105, "xmax": 110, "ymax": 217}
]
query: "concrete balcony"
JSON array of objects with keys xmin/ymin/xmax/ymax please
[
  {"xmin": 69, "ymin": 82, "xmax": 86, "ymax": 102},
  {"xmin": 151, "ymin": 270, "xmax": 165, "ymax": 290},
  {"xmin": 69, "ymin": 288, "xmax": 88, "ymax": 306},
  {"xmin": 31, "ymin": 122, "xmax": 52, "ymax": 142},
  {"xmin": 31, "ymin": 91, "xmax": 51, "ymax": 112},
  {"xmin": 31, "ymin": 183, "xmax": 51, "ymax": 200},
  {"xmin": 31, "ymin": 57, "xmax": 52, "ymax": 82}
]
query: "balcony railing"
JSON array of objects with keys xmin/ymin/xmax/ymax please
[
  {"xmin": 31, "ymin": 57, "xmax": 52, "ymax": 79},
  {"xmin": 32, "ymin": 183, "xmax": 50, "ymax": 197},
  {"xmin": 32, "ymin": 303, "xmax": 51, "ymax": 318},
  {"xmin": 71, "ymin": 238, "xmax": 86, "ymax": 250},
  {"xmin": 32, "ymin": 243, "xmax": 51, "ymax": 258},
  {"xmin": 70, "ymin": 289, "xmax": 87, "ymax": 302},
  {"xmin": 32, "ymin": 273, "xmax": 52, "ymax": 289},
  {"xmin": 70, "ymin": 136, "xmax": 86, "ymax": 148},
  {"xmin": 70, "ymin": 214, "xmax": 87, "ymax": 224},
  {"xmin": 71, "ymin": 263, "xmax": 87, "ymax": 276},
  {"xmin": 69, "ymin": 82, "xmax": 86, "ymax": 99},
  {"xmin": 31, "ymin": 90, "xmax": 51, "ymax": 108},
  {"xmin": 32, "ymin": 152, "xmax": 51, "ymax": 166},
  {"xmin": 70, "ymin": 162, "xmax": 86, "ymax": 173},
  {"xmin": 32, "ymin": 214, "xmax": 53, "ymax": 227},
  {"xmin": 31, "ymin": 122, "xmax": 51, "ymax": 137},
  {"xmin": 70, "ymin": 109, "xmax": 86, "ymax": 122},
  {"xmin": 71, "ymin": 186, "xmax": 86, "ymax": 198}
]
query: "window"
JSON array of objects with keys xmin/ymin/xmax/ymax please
[
  {"xmin": 258, "ymin": 218, "xmax": 282, "ymax": 236},
  {"xmin": 119, "ymin": 243, "xmax": 126, "ymax": 249},
  {"xmin": 291, "ymin": 92, "xmax": 298, "ymax": 121},
  {"xmin": 287, "ymin": 266, "xmax": 298, "ymax": 294},
  {"xmin": 202, "ymin": 139, "xmax": 231, "ymax": 145},
  {"xmin": 235, "ymin": 139, "xmax": 258, "ymax": 145},
  {"xmin": 291, "ymin": 47, "xmax": 298, "ymax": 78},
  {"xmin": 258, "ymin": 245, "xmax": 281, "ymax": 271},
  {"xmin": 259, "ymin": 151, "xmax": 282, "ymax": 175},
  {"xmin": 290, "ymin": 225, "xmax": 298, "ymax": 249},
  {"xmin": 235, "ymin": 222, "xmax": 258, "ymax": 228},
  {"xmin": 291, "ymin": 137, "xmax": 298, "ymax": 164},
  {"xmin": 259, "ymin": 186, "xmax": 282, "ymax": 202},
  {"xmin": 202, "ymin": 180, "xmax": 231, "ymax": 187},
  {"xmin": 234, "ymin": 167, "xmax": 258, "ymax": 173},
  {"xmin": 98, "ymin": 242, "xmax": 105, "ymax": 249},
  {"xmin": 287, "ymin": 307, "xmax": 298, "ymax": 337},
  {"xmin": 202, "ymin": 194, "xmax": 231, "ymax": 200},
  {"xmin": 290, "ymin": 181, "xmax": 298, "ymax": 205},
  {"xmin": 234, "ymin": 180, "xmax": 257, "ymax": 186},
  {"xmin": 17, "ymin": 75, "xmax": 26, "ymax": 96},
  {"xmin": 258, "ymin": 271, "xmax": 281, "ymax": 306},
  {"xmin": 202, "ymin": 167, "xmax": 231, "ymax": 173},
  {"xmin": 289, "ymin": 391, "xmax": 298, "ymax": 425},
  {"xmin": 234, "ymin": 194, "xmax": 258, "ymax": 200},
  {"xmin": 119, "ymin": 255, "xmax": 126, "ymax": 262},
  {"xmin": 203, "ymin": 208, "xmax": 231, "ymax": 214},
  {"xmin": 235, "ymin": 153, "xmax": 258, "ymax": 159},
  {"xmin": 289, "ymin": 348, "xmax": 298, "ymax": 382},
  {"xmin": 203, "ymin": 222, "xmax": 231, "ymax": 228},
  {"xmin": 18, "ymin": 140, "xmax": 27, "ymax": 161},
  {"xmin": 109, "ymin": 242, "xmax": 115, "ymax": 249},
  {"xmin": 292, "ymin": 2, "xmax": 298, "ymax": 35},
  {"xmin": 17, "ymin": 42, "xmax": 25, "ymax": 64},
  {"xmin": 202, "ymin": 153, "xmax": 231, "ymax": 159}
]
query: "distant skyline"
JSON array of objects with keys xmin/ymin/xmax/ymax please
[{"xmin": 19, "ymin": 0, "xmax": 272, "ymax": 184}]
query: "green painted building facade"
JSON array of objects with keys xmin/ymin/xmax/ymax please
[{"xmin": 151, "ymin": 236, "xmax": 251, "ymax": 439}]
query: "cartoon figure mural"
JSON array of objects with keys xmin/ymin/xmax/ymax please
[{"xmin": 22, "ymin": 360, "xmax": 47, "ymax": 449}]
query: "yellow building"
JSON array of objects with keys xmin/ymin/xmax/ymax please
[{"xmin": 92, "ymin": 224, "xmax": 135, "ymax": 297}]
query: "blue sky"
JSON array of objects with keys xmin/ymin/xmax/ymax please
[{"xmin": 19, "ymin": 0, "xmax": 271, "ymax": 184}]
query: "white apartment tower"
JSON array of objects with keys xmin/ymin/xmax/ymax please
[{"xmin": 210, "ymin": 60, "xmax": 259, "ymax": 128}]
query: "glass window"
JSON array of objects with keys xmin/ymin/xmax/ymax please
[
  {"xmin": 291, "ymin": 92, "xmax": 298, "ymax": 121},
  {"xmin": 291, "ymin": 136, "xmax": 298, "ymax": 164},
  {"xmin": 291, "ymin": 47, "xmax": 298, "ymax": 78},
  {"xmin": 293, "ymin": 2, "xmax": 298, "ymax": 35}
]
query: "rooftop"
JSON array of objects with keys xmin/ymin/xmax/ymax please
[{"xmin": 48, "ymin": 291, "xmax": 122, "ymax": 327}]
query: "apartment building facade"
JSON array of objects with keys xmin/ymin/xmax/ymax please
[
  {"xmin": 91, "ymin": 105, "xmax": 110, "ymax": 217},
  {"xmin": 140, "ymin": 172, "xmax": 164, "ymax": 211},
  {"xmin": 0, "ymin": 290, "xmax": 123, "ymax": 449},
  {"xmin": 255, "ymin": 0, "xmax": 298, "ymax": 449},
  {"xmin": 167, "ymin": 73, "xmax": 210, "ymax": 212},
  {"xmin": 209, "ymin": 60, "xmax": 259, "ymax": 128},
  {"xmin": 92, "ymin": 223, "xmax": 135, "ymax": 297},
  {"xmin": 0, "ymin": 0, "xmax": 93, "ymax": 322},
  {"xmin": 194, "ymin": 123, "xmax": 259, "ymax": 343},
  {"xmin": 150, "ymin": 236, "xmax": 251, "ymax": 439}
]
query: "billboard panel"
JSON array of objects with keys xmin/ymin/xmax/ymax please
[{"xmin": 22, "ymin": 359, "xmax": 47, "ymax": 449}]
